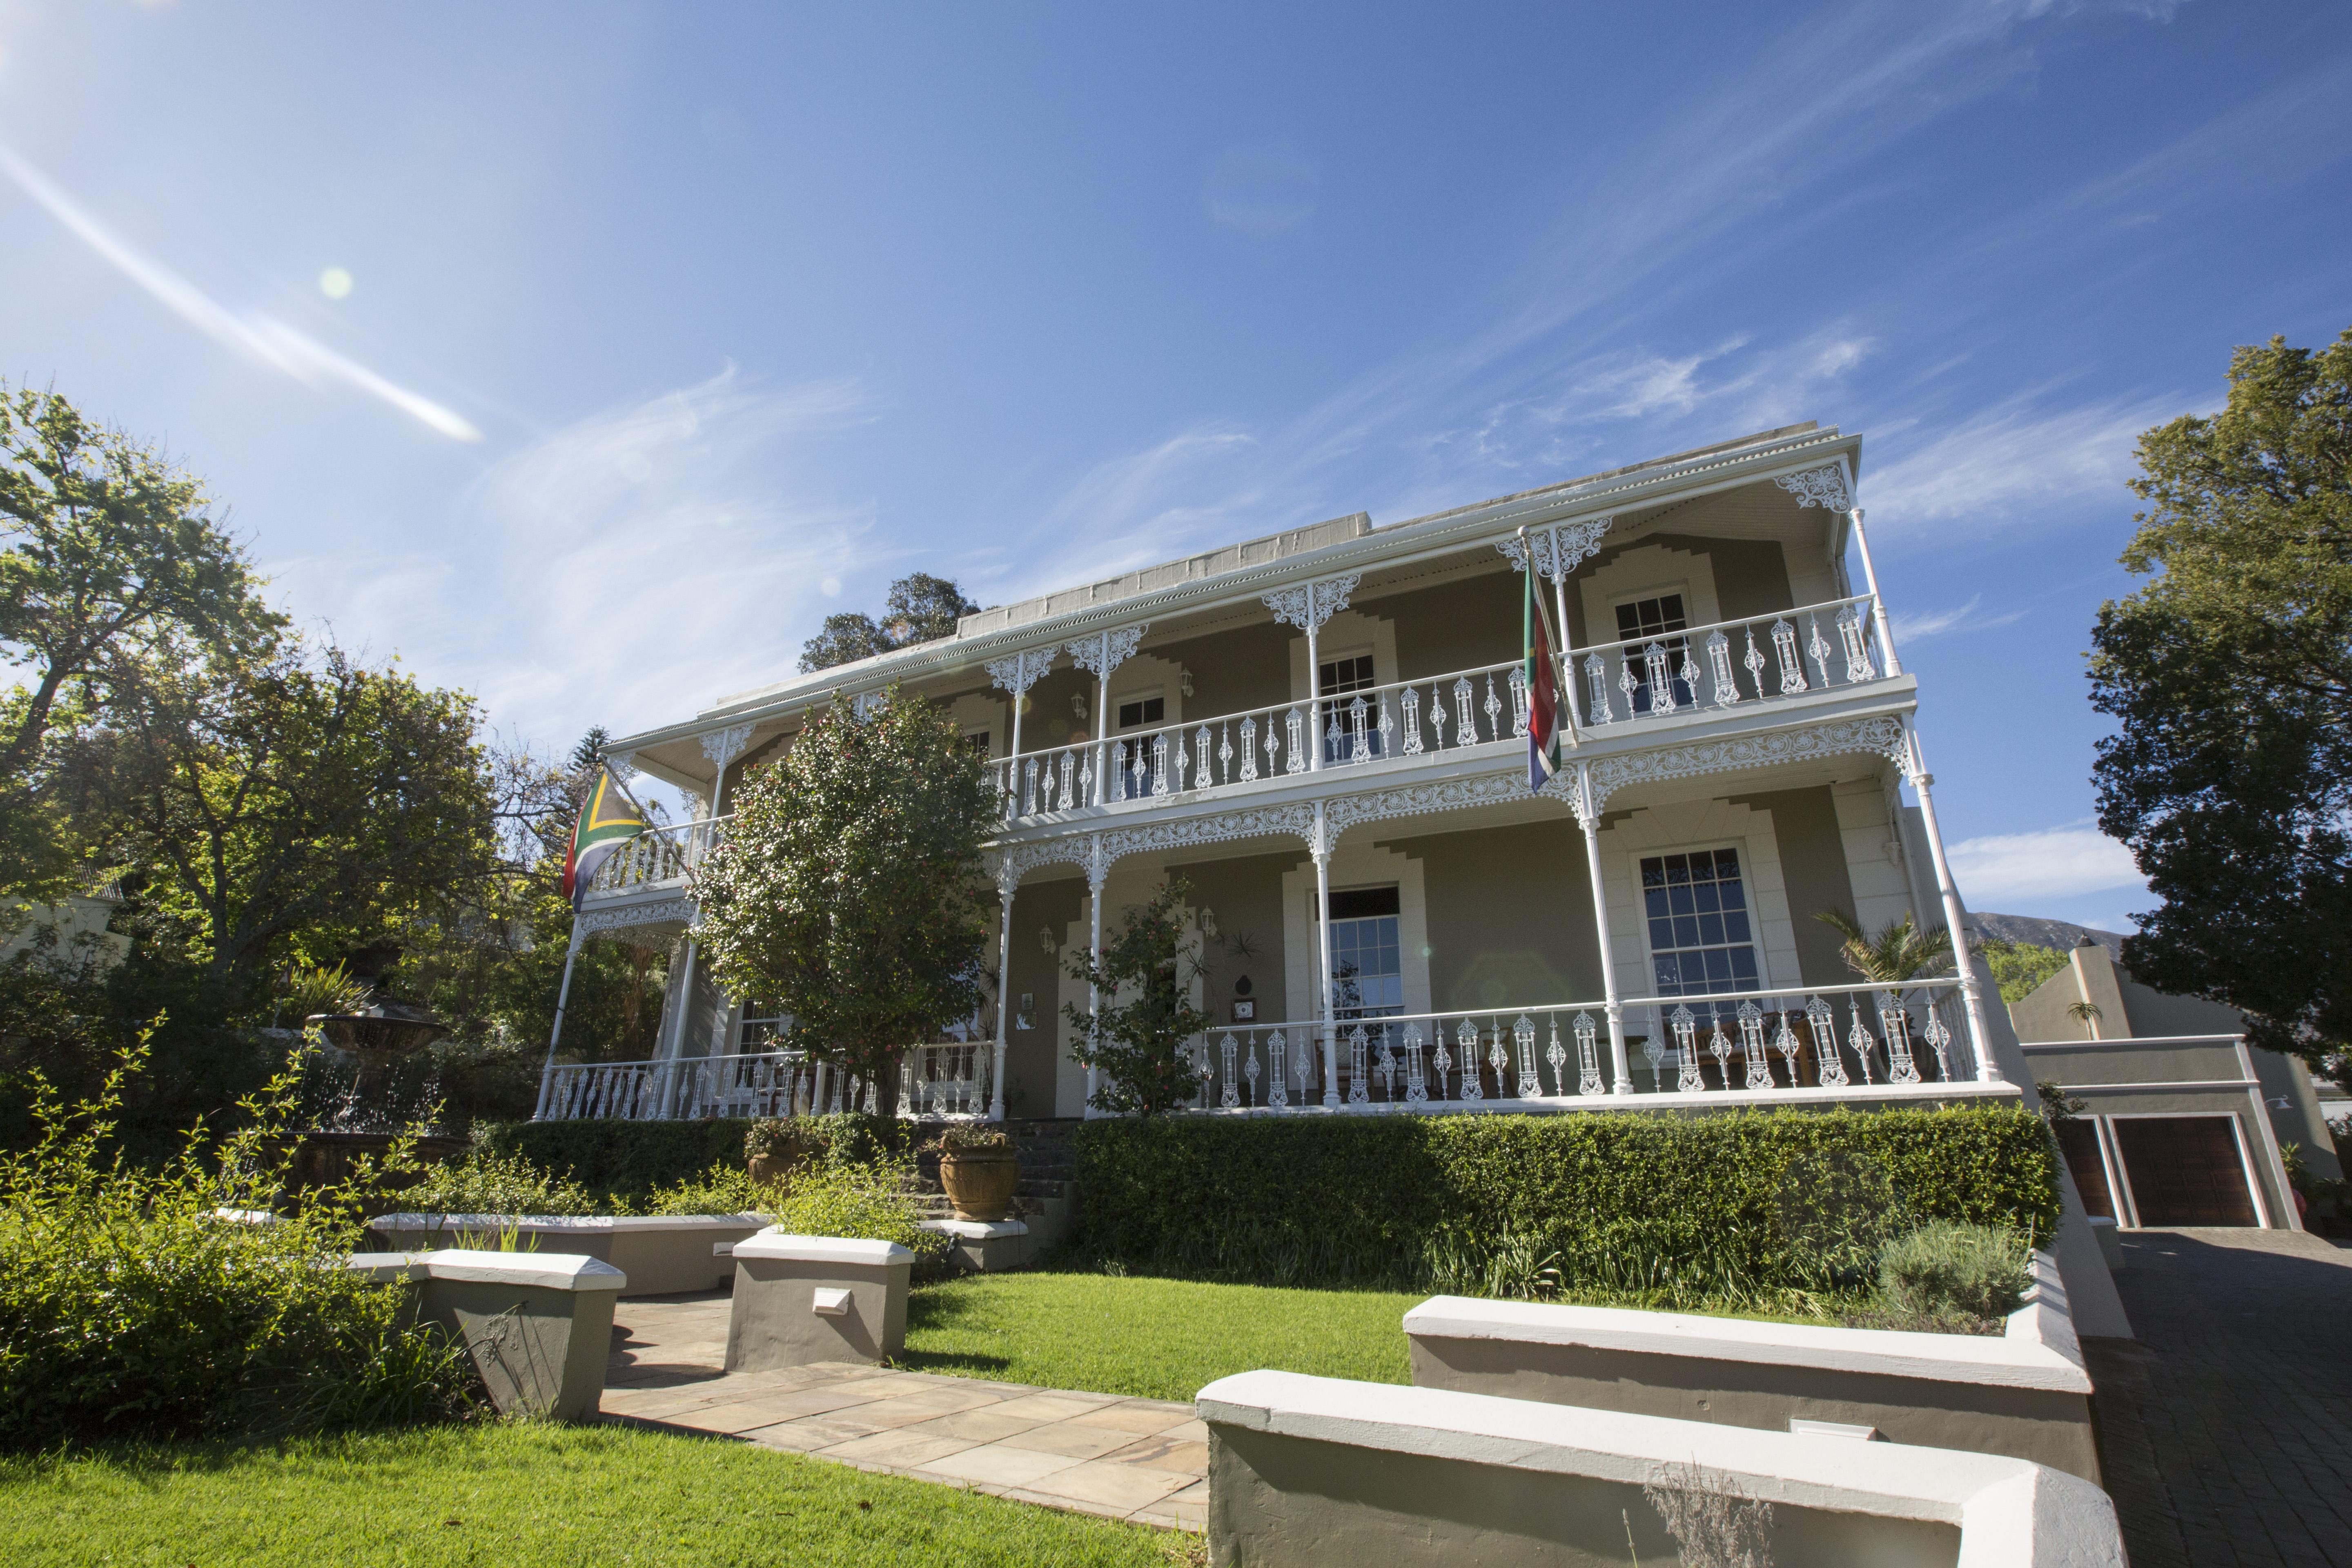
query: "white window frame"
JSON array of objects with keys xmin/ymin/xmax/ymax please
[{"xmin": 1628, "ymin": 838, "xmax": 1775, "ymax": 1001}]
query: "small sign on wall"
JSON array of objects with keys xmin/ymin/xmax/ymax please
[
  {"xmin": 1231, "ymin": 999, "xmax": 1256, "ymax": 1022},
  {"xmin": 1016, "ymin": 993, "xmax": 1035, "ymax": 1031}
]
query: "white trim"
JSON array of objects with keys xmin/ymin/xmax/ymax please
[
  {"xmin": 2095, "ymin": 1110, "xmax": 2269, "ymax": 1229},
  {"xmin": 344, "ymin": 1249, "xmax": 629, "ymax": 1293},
  {"xmin": 1288, "ymin": 607, "xmax": 1396, "ymax": 706},
  {"xmin": 735, "ymin": 1232, "xmax": 914, "ymax": 1267},
  {"xmin": 1579, "ymin": 541, "xmax": 1723, "ymax": 655}
]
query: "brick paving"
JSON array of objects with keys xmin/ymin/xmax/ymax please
[
  {"xmin": 2085, "ymin": 1228, "xmax": 2352, "ymax": 1567},
  {"xmin": 600, "ymin": 1291, "xmax": 1208, "ymax": 1531}
]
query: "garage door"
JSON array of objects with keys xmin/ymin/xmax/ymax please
[
  {"xmin": 2110, "ymin": 1116, "xmax": 2260, "ymax": 1227},
  {"xmin": 2054, "ymin": 1120, "xmax": 2114, "ymax": 1221}
]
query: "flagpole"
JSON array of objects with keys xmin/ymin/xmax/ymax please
[{"xmin": 535, "ymin": 921, "xmax": 587, "ymax": 1119}]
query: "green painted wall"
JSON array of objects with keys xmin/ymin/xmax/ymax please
[
  {"xmin": 1727, "ymin": 785, "xmax": 1860, "ymax": 988},
  {"xmin": 1398, "ymin": 817, "xmax": 1603, "ymax": 1010}
]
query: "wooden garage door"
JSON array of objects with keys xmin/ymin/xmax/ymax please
[
  {"xmin": 2054, "ymin": 1121, "xmax": 2114, "ymax": 1220},
  {"xmin": 2111, "ymin": 1116, "xmax": 2259, "ymax": 1227}
]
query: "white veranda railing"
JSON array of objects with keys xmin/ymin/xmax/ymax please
[
  {"xmin": 586, "ymin": 815, "xmax": 733, "ymax": 897},
  {"xmin": 1577, "ymin": 595, "xmax": 1886, "ymax": 726},
  {"xmin": 990, "ymin": 595, "xmax": 1898, "ymax": 824},
  {"xmin": 1178, "ymin": 979, "xmax": 1975, "ymax": 1112},
  {"xmin": 996, "ymin": 657, "xmax": 1530, "ymax": 822},
  {"xmin": 534, "ymin": 1041, "xmax": 993, "ymax": 1122}
]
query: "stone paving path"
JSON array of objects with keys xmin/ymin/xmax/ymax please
[
  {"xmin": 600, "ymin": 1292, "xmax": 1209, "ymax": 1531},
  {"xmin": 2086, "ymin": 1227, "xmax": 2352, "ymax": 1568}
]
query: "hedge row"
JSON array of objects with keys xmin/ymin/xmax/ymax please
[
  {"xmin": 477, "ymin": 1118, "xmax": 757, "ymax": 1199},
  {"xmin": 1073, "ymin": 1104, "xmax": 2060, "ymax": 1296}
]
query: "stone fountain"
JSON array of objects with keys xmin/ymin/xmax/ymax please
[{"xmin": 292, "ymin": 950, "xmax": 468, "ymax": 1197}]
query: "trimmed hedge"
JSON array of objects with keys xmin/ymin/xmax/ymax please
[
  {"xmin": 475, "ymin": 1114, "xmax": 904, "ymax": 1201},
  {"xmin": 1075, "ymin": 1105, "xmax": 2060, "ymax": 1296},
  {"xmin": 476, "ymin": 1119, "xmax": 755, "ymax": 1200}
]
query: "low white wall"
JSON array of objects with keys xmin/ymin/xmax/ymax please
[
  {"xmin": 369, "ymin": 1213, "xmax": 765, "ymax": 1296},
  {"xmin": 1197, "ymin": 1370, "xmax": 2123, "ymax": 1568}
]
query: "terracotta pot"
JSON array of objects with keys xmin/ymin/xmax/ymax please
[
  {"xmin": 747, "ymin": 1139, "xmax": 816, "ymax": 1192},
  {"xmin": 938, "ymin": 1150, "xmax": 1022, "ymax": 1222}
]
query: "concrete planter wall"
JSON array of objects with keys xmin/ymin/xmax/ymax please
[
  {"xmin": 1198, "ymin": 1370, "xmax": 2123, "ymax": 1568},
  {"xmin": 725, "ymin": 1231, "xmax": 913, "ymax": 1372},
  {"xmin": 1404, "ymin": 1253, "xmax": 2098, "ymax": 1482},
  {"xmin": 368, "ymin": 1213, "xmax": 766, "ymax": 1296},
  {"xmin": 347, "ymin": 1248, "xmax": 624, "ymax": 1421}
]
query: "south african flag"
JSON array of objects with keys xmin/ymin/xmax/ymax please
[
  {"xmin": 1526, "ymin": 551, "xmax": 1564, "ymax": 791},
  {"xmin": 560, "ymin": 770, "xmax": 646, "ymax": 908}
]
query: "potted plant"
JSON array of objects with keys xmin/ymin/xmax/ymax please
[
  {"xmin": 745, "ymin": 1118, "xmax": 820, "ymax": 1190},
  {"xmin": 929, "ymin": 1123, "xmax": 1020, "ymax": 1222}
]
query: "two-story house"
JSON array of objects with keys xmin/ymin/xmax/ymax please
[{"xmin": 537, "ymin": 421, "xmax": 2018, "ymax": 1127}]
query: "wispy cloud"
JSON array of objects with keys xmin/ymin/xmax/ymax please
[
  {"xmin": 1860, "ymin": 393, "xmax": 2182, "ymax": 536},
  {"xmin": 1888, "ymin": 594, "xmax": 2028, "ymax": 641},
  {"xmin": 1947, "ymin": 820, "xmax": 2145, "ymax": 906},
  {"xmin": 0, "ymin": 142, "xmax": 482, "ymax": 441},
  {"xmin": 270, "ymin": 369, "xmax": 875, "ymax": 744}
]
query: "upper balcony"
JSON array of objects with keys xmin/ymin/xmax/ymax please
[{"xmin": 597, "ymin": 421, "xmax": 1911, "ymax": 880}]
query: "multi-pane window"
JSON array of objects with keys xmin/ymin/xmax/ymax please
[
  {"xmin": 1642, "ymin": 848, "xmax": 1759, "ymax": 997},
  {"xmin": 1326, "ymin": 885, "xmax": 1404, "ymax": 1018},
  {"xmin": 738, "ymin": 1000, "xmax": 791, "ymax": 1051},
  {"xmin": 1613, "ymin": 593, "xmax": 1693, "ymax": 712},
  {"xmin": 1114, "ymin": 695, "xmax": 1165, "ymax": 797},
  {"xmin": 1318, "ymin": 653, "xmax": 1382, "ymax": 764}
]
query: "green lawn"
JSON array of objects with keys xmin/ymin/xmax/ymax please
[
  {"xmin": 0, "ymin": 1424, "xmax": 1188, "ymax": 1568},
  {"xmin": 900, "ymin": 1270, "xmax": 1419, "ymax": 1401}
]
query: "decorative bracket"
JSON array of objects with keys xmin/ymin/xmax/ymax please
[
  {"xmin": 984, "ymin": 647, "xmax": 1058, "ymax": 696},
  {"xmin": 1067, "ymin": 625, "xmax": 1147, "ymax": 679},
  {"xmin": 604, "ymin": 749, "xmax": 637, "ymax": 780},
  {"xmin": 1773, "ymin": 464, "xmax": 1855, "ymax": 513},
  {"xmin": 1262, "ymin": 574, "xmax": 1360, "ymax": 635},
  {"xmin": 699, "ymin": 724, "xmax": 755, "ymax": 773},
  {"xmin": 1581, "ymin": 715, "xmax": 1907, "ymax": 818},
  {"xmin": 1496, "ymin": 518, "xmax": 1613, "ymax": 582}
]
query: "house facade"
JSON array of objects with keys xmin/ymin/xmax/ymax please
[{"xmin": 538, "ymin": 421, "xmax": 2019, "ymax": 1126}]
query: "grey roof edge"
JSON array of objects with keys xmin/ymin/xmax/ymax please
[{"xmin": 607, "ymin": 421, "xmax": 1857, "ymax": 753}]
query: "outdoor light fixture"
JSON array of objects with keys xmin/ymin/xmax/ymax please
[
  {"xmin": 1180, "ymin": 668, "xmax": 1194, "ymax": 697},
  {"xmin": 1198, "ymin": 907, "xmax": 1218, "ymax": 939},
  {"xmin": 1039, "ymin": 924, "xmax": 1057, "ymax": 956},
  {"xmin": 1071, "ymin": 693, "xmax": 1089, "ymax": 722}
]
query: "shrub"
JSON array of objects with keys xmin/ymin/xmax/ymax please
[
  {"xmin": 484, "ymin": 1112, "xmax": 902, "ymax": 1202},
  {"xmin": 0, "ymin": 1042, "xmax": 477, "ymax": 1448},
  {"xmin": 768, "ymin": 1156, "xmax": 945, "ymax": 1267},
  {"xmin": 1074, "ymin": 1104, "xmax": 2058, "ymax": 1298},
  {"xmin": 929, "ymin": 1122, "xmax": 1014, "ymax": 1154},
  {"xmin": 404, "ymin": 1148, "xmax": 597, "ymax": 1217},
  {"xmin": 631, "ymin": 1165, "xmax": 771, "ymax": 1218},
  {"xmin": 1877, "ymin": 1220, "xmax": 2032, "ymax": 1322}
]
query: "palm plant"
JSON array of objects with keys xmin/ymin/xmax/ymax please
[{"xmin": 1813, "ymin": 911, "xmax": 1953, "ymax": 983}]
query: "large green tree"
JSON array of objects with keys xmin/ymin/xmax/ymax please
[
  {"xmin": 65, "ymin": 639, "xmax": 501, "ymax": 1007},
  {"xmin": 690, "ymin": 687, "xmax": 994, "ymax": 1121},
  {"xmin": 0, "ymin": 386, "xmax": 282, "ymax": 896},
  {"xmin": 798, "ymin": 573, "xmax": 980, "ymax": 673},
  {"xmin": 2090, "ymin": 325, "xmax": 2352, "ymax": 1085}
]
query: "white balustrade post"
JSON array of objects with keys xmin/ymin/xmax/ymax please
[
  {"xmin": 1313, "ymin": 802, "xmax": 1340, "ymax": 1108},
  {"xmin": 1574, "ymin": 763, "xmax": 1635, "ymax": 1094},
  {"xmin": 1902, "ymin": 720, "xmax": 1999, "ymax": 1082},
  {"xmin": 1085, "ymin": 835, "xmax": 1107, "ymax": 1117},
  {"xmin": 989, "ymin": 875, "xmax": 1015, "ymax": 1121},
  {"xmin": 535, "ymin": 922, "xmax": 588, "ymax": 1119}
]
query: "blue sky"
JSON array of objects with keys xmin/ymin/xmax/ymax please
[{"xmin": 2, "ymin": 0, "xmax": 2348, "ymax": 934}]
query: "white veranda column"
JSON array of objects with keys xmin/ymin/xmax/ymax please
[
  {"xmin": 1574, "ymin": 763, "xmax": 1635, "ymax": 1094},
  {"xmin": 989, "ymin": 865, "xmax": 1017, "ymax": 1121},
  {"xmin": 1085, "ymin": 834, "xmax": 1109, "ymax": 1116},
  {"xmin": 1065, "ymin": 627, "xmax": 1145, "ymax": 807},
  {"xmin": 1901, "ymin": 720, "xmax": 2000, "ymax": 1082},
  {"xmin": 1495, "ymin": 520, "xmax": 1612, "ymax": 735},
  {"xmin": 1261, "ymin": 574, "xmax": 1359, "ymax": 775},
  {"xmin": 1312, "ymin": 801, "xmax": 1340, "ymax": 1108}
]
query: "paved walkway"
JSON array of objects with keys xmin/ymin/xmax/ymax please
[
  {"xmin": 600, "ymin": 1292, "xmax": 1209, "ymax": 1531},
  {"xmin": 2086, "ymin": 1228, "xmax": 2352, "ymax": 1567}
]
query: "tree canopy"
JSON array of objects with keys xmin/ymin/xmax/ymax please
[
  {"xmin": 797, "ymin": 573, "xmax": 980, "ymax": 673},
  {"xmin": 0, "ymin": 386, "xmax": 283, "ymax": 898},
  {"xmin": 689, "ymin": 686, "xmax": 995, "ymax": 1120},
  {"xmin": 2090, "ymin": 325, "xmax": 2352, "ymax": 1083},
  {"xmin": 1065, "ymin": 878, "xmax": 1212, "ymax": 1116}
]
